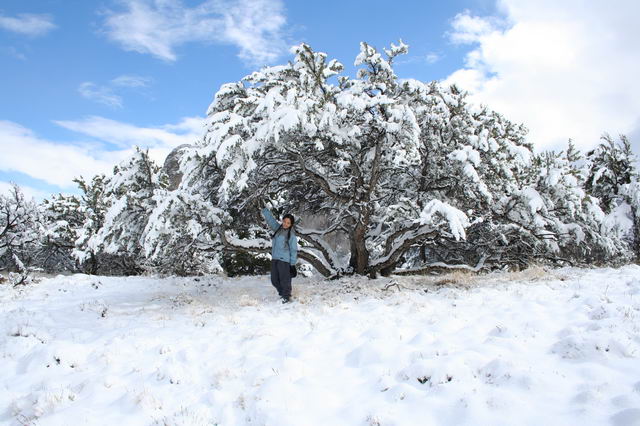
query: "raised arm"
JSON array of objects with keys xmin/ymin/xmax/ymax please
[{"xmin": 261, "ymin": 208, "xmax": 280, "ymax": 232}]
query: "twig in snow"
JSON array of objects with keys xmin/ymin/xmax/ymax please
[{"xmin": 382, "ymin": 282, "xmax": 401, "ymax": 291}]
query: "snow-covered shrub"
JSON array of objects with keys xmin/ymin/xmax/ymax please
[
  {"xmin": 0, "ymin": 184, "xmax": 42, "ymax": 277},
  {"xmin": 142, "ymin": 189, "xmax": 224, "ymax": 276},
  {"xmin": 619, "ymin": 179, "xmax": 640, "ymax": 257},
  {"xmin": 221, "ymin": 250, "xmax": 271, "ymax": 277},
  {"xmin": 4, "ymin": 44, "xmax": 638, "ymax": 278},
  {"xmin": 191, "ymin": 41, "xmax": 631, "ymax": 276},
  {"xmin": 39, "ymin": 193, "xmax": 84, "ymax": 272},
  {"xmin": 190, "ymin": 42, "xmax": 528, "ymax": 276},
  {"xmin": 585, "ymin": 135, "xmax": 639, "ymax": 258},
  {"xmin": 73, "ymin": 174, "xmax": 109, "ymax": 274},
  {"xmin": 88, "ymin": 147, "xmax": 161, "ymax": 273},
  {"xmin": 72, "ymin": 148, "xmax": 174, "ymax": 275},
  {"xmin": 503, "ymin": 144, "xmax": 627, "ymax": 266},
  {"xmin": 585, "ymin": 134, "xmax": 636, "ymax": 214},
  {"xmin": 73, "ymin": 173, "xmax": 140, "ymax": 275}
]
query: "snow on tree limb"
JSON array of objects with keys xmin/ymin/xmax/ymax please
[
  {"xmin": 9, "ymin": 42, "xmax": 634, "ymax": 279},
  {"xmin": 419, "ymin": 200, "xmax": 470, "ymax": 241}
]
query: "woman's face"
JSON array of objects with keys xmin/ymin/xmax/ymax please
[{"xmin": 282, "ymin": 218, "xmax": 292, "ymax": 229}]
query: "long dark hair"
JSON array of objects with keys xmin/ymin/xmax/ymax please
[{"xmin": 272, "ymin": 213, "xmax": 295, "ymax": 243}]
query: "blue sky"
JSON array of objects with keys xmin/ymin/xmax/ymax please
[{"xmin": 1, "ymin": 0, "xmax": 639, "ymax": 199}]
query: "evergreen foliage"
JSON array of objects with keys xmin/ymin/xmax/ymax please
[
  {"xmin": 585, "ymin": 134, "xmax": 637, "ymax": 213},
  {"xmin": 2, "ymin": 43, "xmax": 639, "ymax": 279},
  {"xmin": 91, "ymin": 147, "xmax": 161, "ymax": 273},
  {"xmin": 40, "ymin": 193, "xmax": 83, "ymax": 272},
  {"xmin": 0, "ymin": 184, "xmax": 42, "ymax": 281}
]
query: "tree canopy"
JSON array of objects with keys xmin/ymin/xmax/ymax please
[{"xmin": 1, "ymin": 42, "xmax": 638, "ymax": 280}]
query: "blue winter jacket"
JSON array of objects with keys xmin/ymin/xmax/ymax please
[{"xmin": 262, "ymin": 208, "xmax": 298, "ymax": 265}]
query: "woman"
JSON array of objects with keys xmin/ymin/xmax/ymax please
[{"xmin": 261, "ymin": 207, "xmax": 298, "ymax": 303}]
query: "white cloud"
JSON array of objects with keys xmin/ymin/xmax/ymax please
[
  {"xmin": 397, "ymin": 52, "xmax": 442, "ymax": 67},
  {"xmin": 425, "ymin": 53, "xmax": 440, "ymax": 64},
  {"xmin": 102, "ymin": 0, "xmax": 287, "ymax": 65},
  {"xmin": 78, "ymin": 82, "xmax": 123, "ymax": 108},
  {"xmin": 52, "ymin": 115, "xmax": 204, "ymax": 175},
  {"xmin": 111, "ymin": 74, "xmax": 153, "ymax": 88},
  {"xmin": 53, "ymin": 116, "xmax": 203, "ymax": 151},
  {"xmin": 0, "ymin": 116, "xmax": 204, "ymax": 195},
  {"xmin": 448, "ymin": 11, "xmax": 504, "ymax": 45},
  {"xmin": 443, "ymin": 0, "xmax": 640, "ymax": 153},
  {"xmin": 79, "ymin": 75, "xmax": 153, "ymax": 108},
  {"xmin": 0, "ymin": 12, "xmax": 56, "ymax": 37},
  {"xmin": 0, "ymin": 120, "xmax": 122, "ymax": 188}
]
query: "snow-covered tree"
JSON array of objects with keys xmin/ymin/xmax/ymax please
[
  {"xmin": 582, "ymin": 135, "xmax": 638, "ymax": 256},
  {"xmin": 130, "ymin": 142, "xmax": 225, "ymax": 275},
  {"xmin": 522, "ymin": 146, "xmax": 625, "ymax": 263},
  {"xmin": 619, "ymin": 179, "xmax": 640, "ymax": 257},
  {"xmin": 81, "ymin": 147, "xmax": 162, "ymax": 274},
  {"xmin": 585, "ymin": 134, "xmax": 637, "ymax": 213},
  {"xmin": 436, "ymin": 139, "xmax": 630, "ymax": 269},
  {"xmin": 40, "ymin": 193, "xmax": 84, "ymax": 272},
  {"xmin": 194, "ymin": 41, "xmax": 552, "ymax": 277},
  {"xmin": 398, "ymin": 83, "xmax": 536, "ymax": 271},
  {"xmin": 10, "ymin": 43, "xmax": 626, "ymax": 278},
  {"xmin": 73, "ymin": 173, "xmax": 117, "ymax": 274},
  {"xmin": 0, "ymin": 184, "xmax": 42, "ymax": 284},
  {"xmin": 142, "ymin": 190, "xmax": 224, "ymax": 275}
]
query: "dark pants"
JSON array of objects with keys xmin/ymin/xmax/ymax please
[{"xmin": 271, "ymin": 260, "xmax": 292, "ymax": 299}]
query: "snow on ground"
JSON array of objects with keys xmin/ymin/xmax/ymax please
[{"xmin": 1, "ymin": 266, "xmax": 640, "ymax": 425}]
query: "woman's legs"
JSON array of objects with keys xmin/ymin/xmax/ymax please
[
  {"xmin": 271, "ymin": 260, "xmax": 291, "ymax": 300},
  {"xmin": 270, "ymin": 260, "xmax": 282, "ymax": 296}
]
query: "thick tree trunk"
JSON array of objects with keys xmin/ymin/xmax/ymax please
[
  {"xmin": 353, "ymin": 222, "xmax": 369, "ymax": 275},
  {"xmin": 349, "ymin": 231, "xmax": 357, "ymax": 272}
]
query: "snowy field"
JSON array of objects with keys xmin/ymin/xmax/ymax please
[{"xmin": 1, "ymin": 266, "xmax": 640, "ymax": 426}]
